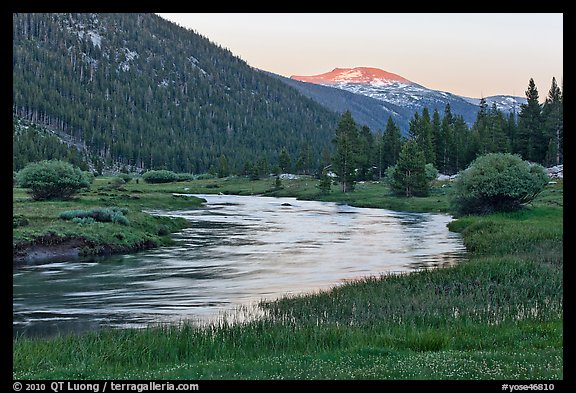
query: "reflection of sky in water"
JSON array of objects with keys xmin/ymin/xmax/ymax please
[{"xmin": 13, "ymin": 195, "xmax": 466, "ymax": 337}]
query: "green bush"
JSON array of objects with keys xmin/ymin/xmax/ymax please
[
  {"xmin": 176, "ymin": 172, "xmax": 194, "ymax": 181},
  {"xmin": 83, "ymin": 171, "xmax": 95, "ymax": 184},
  {"xmin": 16, "ymin": 160, "xmax": 91, "ymax": 200},
  {"xmin": 59, "ymin": 207, "xmax": 129, "ymax": 225},
  {"xmin": 425, "ymin": 163, "xmax": 439, "ymax": 183},
  {"xmin": 450, "ymin": 153, "xmax": 549, "ymax": 215},
  {"xmin": 142, "ymin": 170, "xmax": 179, "ymax": 183},
  {"xmin": 13, "ymin": 215, "xmax": 29, "ymax": 228},
  {"xmin": 117, "ymin": 173, "xmax": 132, "ymax": 183},
  {"xmin": 71, "ymin": 217, "xmax": 96, "ymax": 225}
]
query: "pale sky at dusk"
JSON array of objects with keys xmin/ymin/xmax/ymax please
[{"xmin": 156, "ymin": 13, "xmax": 563, "ymax": 101}]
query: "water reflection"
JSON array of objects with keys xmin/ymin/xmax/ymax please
[{"xmin": 13, "ymin": 195, "xmax": 466, "ymax": 337}]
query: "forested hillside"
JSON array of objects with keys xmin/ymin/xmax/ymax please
[
  {"xmin": 13, "ymin": 13, "xmax": 339, "ymax": 173},
  {"xmin": 13, "ymin": 115, "xmax": 89, "ymax": 171}
]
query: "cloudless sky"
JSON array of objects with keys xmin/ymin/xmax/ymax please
[{"xmin": 156, "ymin": 13, "xmax": 563, "ymax": 100}]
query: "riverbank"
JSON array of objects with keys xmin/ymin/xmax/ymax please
[
  {"xmin": 13, "ymin": 176, "xmax": 563, "ymax": 379},
  {"xmin": 13, "ymin": 178, "xmax": 206, "ymax": 263}
]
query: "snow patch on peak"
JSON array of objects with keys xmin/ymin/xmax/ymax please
[{"xmin": 291, "ymin": 66, "xmax": 412, "ymax": 87}]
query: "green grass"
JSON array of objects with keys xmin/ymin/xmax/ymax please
[
  {"xmin": 12, "ymin": 176, "xmax": 563, "ymax": 379},
  {"xmin": 13, "ymin": 177, "xmax": 205, "ymax": 257}
]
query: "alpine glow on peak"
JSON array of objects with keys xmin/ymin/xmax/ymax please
[{"xmin": 291, "ymin": 67, "xmax": 412, "ymax": 86}]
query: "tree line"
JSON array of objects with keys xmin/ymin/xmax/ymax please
[
  {"xmin": 14, "ymin": 74, "xmax": 562, "ymax": 187},
  {"xmin": 330, "ymin": 77, "xmax": 562, "ymax": 194}
]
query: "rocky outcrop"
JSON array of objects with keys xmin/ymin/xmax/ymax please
[{"xmin": 546, "ymin": 164, "xmax": 563, "ymax": 179}]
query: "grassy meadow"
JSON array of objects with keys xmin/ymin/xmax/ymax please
[{"xmin": 12, "ymin": 175, "xmax": 563, "ymax": 379}]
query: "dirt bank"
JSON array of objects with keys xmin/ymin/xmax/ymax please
[{"xmin": 13, "ymin": 234, "xmax": 157, "ymax": 264}]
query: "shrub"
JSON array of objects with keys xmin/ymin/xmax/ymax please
[
  {"xmin": 83, "ymin": 171, "xmax": 95, "ymax": 184},
  {"xmin": 425, "ymin": 163, "xmax": 439, "ymax": 183},
  {"xmin": 142, "ymin": 170, "xmax": 179, "ymax": 183},
  {"xmin": 16, "ymin": 160, "xmax": 91, "ymax": 200},
  {"xmin": 13, "ymin": 215, "xmax": 29, "ymax": 228},
  {"xmin": 176, "ymin": 172, "xmax": 194, "ymax": 181},
  {"xmin": 117, "ymin": 173, "xmax": 132, "ymax": 183},
  {"xmin": 59, "ymin": 207, "xmax": 129, "ymax": 225},
  {"xmin": 196, "ymin": 173, "xmax": 215, "ymax": 180},
  {"xmin": 108, "ymin": 177, "xmax": 127, "ymax": 190},
  {"xmin": 110, "ymin": 211, "xmax": 129, "ymax": 225},
  {"xmin": 450, "ymin": 153, "xmax": 549, "ymax": 215},
  {"xmin": 71, "ymin": 217, "xmax": 96, "ymax": 225}
]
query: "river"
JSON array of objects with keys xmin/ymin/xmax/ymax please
[{"xmin": 13, "ymin": 194, "xmax": 466, "ymax": 337}]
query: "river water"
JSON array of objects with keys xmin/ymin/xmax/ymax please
[{"xmin": 13, "ymin": 194, "xmax": 466, "ymax": 337}]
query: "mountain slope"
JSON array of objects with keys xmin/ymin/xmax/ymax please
[
  {"xmin": 289, "ymin": 67, "xmax": 525, "ymax": 133},
  {"xmin": 268, "ymin": 72, "xmax": 414, "ymax": 134},
  {"xmin": 462, "ymin": 95, "xmax": 527, "ymax": 113},
  {"xmin": 13, "ymin": 13, "xmax": 340, "ymax": 173}
]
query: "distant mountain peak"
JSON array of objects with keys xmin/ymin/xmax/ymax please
[{"xmin": 291, "ymin": 67, "xmax": 412, "ymax": 86}]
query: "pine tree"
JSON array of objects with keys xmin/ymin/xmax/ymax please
[
  {"xmin": 431, "ymin": 108, "xmax": 443, "ymax": 169},
  {"xmin": 438, "ymin": 104, "xmax": 455, "ymax": 174},
  {"xmin": 295, "ymin": 142, "xmax": 312, "ymax": 175},
  {"xmin": 488, "ymin": 103, "xmax": 510, "ymax": 153},
  {"xmin": 471, "ymin": 97, "xmax": 490, "ymax": 154},
  {"xmin": 408, "ymin": 108, "xmax": 434, "ymax": 164},
  {"xmin": 278, "ymin": 147, "xmax": 292, "ymax": 173},
  {"xmin": 452, "ymin": 115, "xmax": 471, "ymax": 172},
  {"xmin": 332, "ymin": 111, "xmax": 359, "ymax": 192},
  {"xmin": 217, "ymin": 153, "xmax": 229, "ymax": 178},
  {"xmin": 420, "ymin": 107, "xmax": 435, "ymax": 164},
  {"xmin": 318, "ymin": 167, "xmax": 332, "ymax": 194},
  {"xmin": 381, "ymin": 116, "xmax": 403, "ymax": 171},
  {"xmin": 542, "ymin": 77, "xmax": 563, "ymax": 166},
  {"xmin": 390, "ymin": 139, "xmax": 428, "ymax": 197},
  {"xmin": 516, "ymin": 78, "xmax": 544, "ymax": 162},
  {"xmin": 356, "ymin": 125, "xmax": 374, "ymax": 181}
]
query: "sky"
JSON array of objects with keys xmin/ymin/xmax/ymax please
[{"xmin": 156, "ymin": 13, "xmax": 563, "ymax": 101}]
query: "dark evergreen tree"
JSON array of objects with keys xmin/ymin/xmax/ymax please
[
  {"xmin": 381, "ymin": 116, "xmax": 403, "ymax": 172},
  {"xmin": 431, "ymin": 108, "xmax": 443, "ymax": 169},
  {"xmin": 488, "ymin": 103, "xmax": 511, "ymax": 153},
  {"xmin": 295, "ymin": 142, "xmax": 313, "ymax": 175},
  {"xmin": 504, "ymin": 111, "xmax": 518, "ymax": 159},
  {"xmin": 390, "ymin": 139, "xmax": 428, "ymax": 197},
  {"xmin": 278, "ymin": 147, "xmax": 292, "ymax": 173},
  {"xmin": 452, "ymin": 115, "xmax": 472, "ymax": 172},
  {"xmin": 318, "ymin": 168, "xmax": 332, "ymax": 194},
  {"xmin": 356, "ymin": 125, "xmax": 375, "ymax": 181},
  {"xmin": 217, "ymin": 153, "xmax": 230, "ymax": 178},
  {"xmin": 420, "ymin": 107, "xmax": 435, "ymax": 165},
  {"xmin": 332, "ymin": 111, "xmax": 359, "ymax": 192},
  {"xmin": 516, "ymin": 78, "xmax": 544, "ymax": 162},
  {"xmin": 471, "ymin": 99, "xmax": 510, "ymax": 155},
  {"xmin": 408, "ymin": 108, "xmax": 435, "ymax": 164},
  {"xmin": 471, "ymin": 97, "xmax": 489, "ymax": 154},
  {"xmin": 256, "ymin": 154, "xmax": 270, "ymax": 177},
  {"xmin": 438, "ymin": 104, "xmax": 455, "ymax": 174},
  {"xmin": 542, "ymin": 77, "xmax": 563, "ymax": 166}
]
